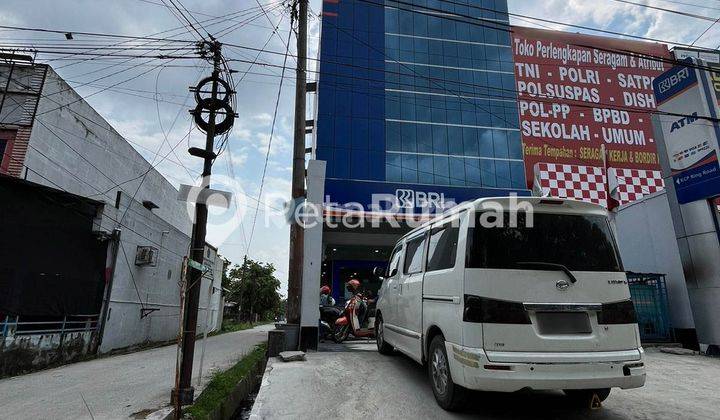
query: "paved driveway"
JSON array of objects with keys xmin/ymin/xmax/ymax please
[
  {"xmin": 0, "ymin": 324, "xmax": 272, "ymax": 419},
  {"xmin": 251, "ymin": 341, "xmax": 720, "ymax": 419}
]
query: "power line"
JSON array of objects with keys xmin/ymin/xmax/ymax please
[
  {"xmin": 245, "ymin": 13, "xmax": 294, "ymax": 258},
  {"xmin": 608, "ymin": 0, "xmax": 719, "ymax": 22}
]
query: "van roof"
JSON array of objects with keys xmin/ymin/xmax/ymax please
[{"xmin": 398, "ymin": 197, "xmax": 610, "ymax": 242}]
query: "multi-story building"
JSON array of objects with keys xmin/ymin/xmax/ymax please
[{"xmin": 311, "ymin": 0, "xmax": 527, "ymax": 306}]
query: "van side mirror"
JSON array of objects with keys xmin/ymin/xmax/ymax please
[
  {"xmin": 389, "ymin": 267, "xmax": 398, "ymax": 277},
  {"xmin": 373, "ymin": 266, "xmax": 385, "ymax": 278}
]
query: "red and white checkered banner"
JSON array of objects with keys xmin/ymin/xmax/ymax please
[
  {"xmin": 608, "ymin": 168, "xmax": 665, "ymax": 206},
  {"xmin": 533, "ymin": 163, "xmax": 665, "ymax": 208},
  {"xmin": 532, "ymin": 163, "xmax": 608, "ymax": 207}
]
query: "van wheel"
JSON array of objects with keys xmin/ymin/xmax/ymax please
[
  {"xmin": 375, "ymin": 316, "xmax": 394, "ymax": 355},
  {"xmin": 563, "ymin": 388, "xmax": 611, "ymax": 407},
  {"xmin": 428, "ymin": 335, "xmax": 465, "ymax": 411}
]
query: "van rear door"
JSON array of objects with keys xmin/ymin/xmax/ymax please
[{"xmin": 464, "ymin": 210, "xmax": 639, "ymax": 356}]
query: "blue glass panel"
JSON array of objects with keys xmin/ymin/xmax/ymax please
[
  {"xmin": 492, "ymin": 130, "xmax": 509, "ymax": 158},
  {"xmin": 433, "ymin": 155, "xmax": 449, "ymax": 184},
  {"xmin": 386, "ymin": 121, "xmax": 401, "ymax": 151},
  {"xmin": 447, "ymin": 126, "xmax": 463, "ymax": 155},
  {"xmin": 386, "ymin": 153, "xmax": 401, "ymax": 182},
  {"xmin": 385, "ymin": 8, "xmax": 399, "ymax": 32},
  {"xmin": 417, "ymin": 124, "xmax": 433, "ymax": 153},
  {"xmin": 495, "ymin": 159, "xmax": 511, "ymax": 188},
  {"xmin": 427, "ymin": 15, "xmax": 442, "ymax": 37},
  {"xmin": 415, "ymin": 96, "xmax": 431, "ymax": 122},
  {"xmin": 463, "ymin": 127, "xmax": 478, "ymax": 156},
  {"xmin": 480, "ymin": 159, "xmax": 496, "ymax": 187},
  {"xmin": 334, "ymin": 148, "xmax": 351, "ymax": 178},
  {"xmin": 400, "ymin": 95, "xmax": 416, "ymax": 120},
  {"xmin": 352, "ymin": 118, "xmax": 369, "ymax": 150},
  {"xmin": 478, "ymin": 129, "xmax": 494, "ymax": 157},
  {"xmin": 399, "ymin": 9, "xmax": 413, "ymax": 34},
  {"xmin": 418, "ymin": 155, "xmax": 434, "ymax": 184},
  {"xmin": 369, "ymin": 151, "xmax": 385, "ymax": 181},
  {"xmin": 316, "ymin": 116, "xmax": 333, "ymax": 148},
  {"xmin": 507, "ymin": 130, "xmax": 522, "ymax": 159},
  {"xmin": 401, "ymin": 123, "xmax": 417, "ymax": 152},
  {"xmin": 449, "ymin": 157, "xmax": 466, "ymax": 186},
  {"xmin": 413, "ymin": 12, "xmax": 428, "ymax": 36},
  {"xmin": 401, "ymin": 154, "xmax": 418, "ymax": 183},
  {"xmin": 351, "ymin": 149, "xmax": 370, "ymax": 179},
  {"xmin": 335, "ymin": 116, "xmax": 351, "ymax": 148},
  {"xmin": 369, "ymin": 120, "xmax": 384, "ymax": 151},
  {"xmin": 510, "ymin": 161, "xmax": 526, "ymax": 189},
  {"xmin": 427, "ymin": 127, "xmax": 445, "ymax": 156},
  {"xmin": 465, "ymin": 158, "xmax": 482, "ymax": 186}
]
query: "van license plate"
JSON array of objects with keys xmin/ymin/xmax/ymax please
[{"xmin": 536, "ymin": 312, "xmax": 591, "ymax": 334}]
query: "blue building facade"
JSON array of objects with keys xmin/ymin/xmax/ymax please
[{"xmin": 315, "ymin": 0, "xmax": 528, "ymax": 213}]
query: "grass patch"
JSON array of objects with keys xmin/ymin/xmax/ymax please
[{"xmin": 185, "ymin": 343, "xmax": 267, "ymax": 420}]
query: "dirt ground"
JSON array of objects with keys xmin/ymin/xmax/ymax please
[{"xmin": 251, "ymin": 341, "xmax": 720, "ymax": 419}]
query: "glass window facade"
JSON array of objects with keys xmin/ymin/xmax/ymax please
[{"xmin": 315, "ymin": 0, "xmax": 526, "ymax": 192}]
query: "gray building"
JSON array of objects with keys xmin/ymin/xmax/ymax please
[{"xmin": 0, "ymin": 56, "xmax": 223, "ymax": 374}]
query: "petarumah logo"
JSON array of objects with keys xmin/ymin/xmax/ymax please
[{"xmin": 395, "ymin": 189, "xmax": 447, "ymax": 209}]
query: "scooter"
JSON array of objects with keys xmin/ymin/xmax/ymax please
[
  {"xmin": 319, "ymin": 304, "xmax": 342, "ymax": 341},
  {"xmin": 333, "ymin": 293, "xmax": 375, "ymax": 343}
]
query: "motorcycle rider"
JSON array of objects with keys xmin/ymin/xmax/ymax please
[
  {"xmin": 346, "ymin": 279, "xmax": 368, "ymax": 326},
  {"xmin": 320, "ymin": 285, "xmax": 335, "ymax": 306}
]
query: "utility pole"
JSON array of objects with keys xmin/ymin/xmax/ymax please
[
  {"xmin": 172, "ymin": 40, "xmax": 232, "ymax": 410},
  {"xmin": 286, "ymin": 0, "xmax": 307, "ymax": 334}
]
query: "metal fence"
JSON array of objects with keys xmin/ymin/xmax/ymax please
[
  {"xmin": 627, "ymin": 272, "xmax": 672, "ymax": 342},
  {"xmin": 0, "ymin": 314, "xmax": 99, "ymax": 338}
]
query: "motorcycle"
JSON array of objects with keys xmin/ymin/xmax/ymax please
[
  {"xmin": 333, "ymin": 293, "xmax": 375, "ymax": 343},
  {"xmin": 319, "ymin": 304, "xmax": 342, "ymax": 341}
]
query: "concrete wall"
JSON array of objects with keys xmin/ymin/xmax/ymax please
[
  {"xmin": 15, "ymin": 65, "xmax": 223, "ymax": 353},
  {"xmin": 614, "ymin": 191, "xmax": 695, "ymax": 330},
  {"xmin": 653, "ymin": 115, "xmax": 720, "ymax": 352}
]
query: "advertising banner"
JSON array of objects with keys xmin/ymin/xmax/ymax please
[
  {"xmin": 511, "ymin": 27, "xmax": 669, "ymax": 207},
  {"xmin": 653, "ymin": 58, "xmax": 720, "ymax": 204}
]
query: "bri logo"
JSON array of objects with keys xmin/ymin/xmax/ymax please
[
  {"xmin": 395, "ymin": 189, "xmax": 446, "ymax": 209},
  {"xmin": 657, "ymin": 67, "xmax": 690, "ymax": 94}
]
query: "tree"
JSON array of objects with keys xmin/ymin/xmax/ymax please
[{"xmin": 226, "ymin": 258, "xmax": 282, "ymax": 321}]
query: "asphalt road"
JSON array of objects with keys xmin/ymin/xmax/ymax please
[
  {"xmin": 0, "ymin": 324, "xmax": 273, "ymax": 419},
  {"xmin": 251, "ymin": 341, "xmax": 720, "ymax": 419}
]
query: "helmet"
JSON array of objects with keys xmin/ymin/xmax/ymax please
[
  {"xmin": 320, "ymin": 285, "xmax": 330, "ymax": 295},
  {"xmin": 346, "ymin": 279, "xmax": 360, "ymax": 292}
]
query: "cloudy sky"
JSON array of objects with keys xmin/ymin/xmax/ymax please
[{"xmin": 2, "ymin": 0, "xmax": 719, "ymax": 294}]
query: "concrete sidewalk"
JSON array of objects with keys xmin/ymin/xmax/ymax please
[
  {"xmin": 0, "ymin": 324, "xmax": 273, "ymax": 419},
  {"xmin": 250, "ymin": 341, "xmax": 720, "ymax": 419}
]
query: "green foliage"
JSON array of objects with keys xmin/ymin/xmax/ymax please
[
  {"xmin": 226, "ymin": 258, "xmax": 283, "ymax": 322},
  {"xmin": 185, "ymin": 343, "xmax": 267, "ymax": 419}
]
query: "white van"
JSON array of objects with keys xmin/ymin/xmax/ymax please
[{"xmin": 374, "ymin": 197, "xmax": 645, "ymax": 410}]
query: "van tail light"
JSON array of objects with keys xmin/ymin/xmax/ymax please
[
  {"xmin": 463, "ymin": 295, "xmax": 531, "ymax": 324},
  {"xmin": 597, "ymin": 300, "xmax": 637, "ymax": 324}
]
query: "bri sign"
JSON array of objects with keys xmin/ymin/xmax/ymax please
[
  {"xmin": 323, "ymin": 179, "xmax": 530, "ymax": 215},
  {"xmin": 653, "ymin": 58, "xmax": 720, "ymax": 204}
]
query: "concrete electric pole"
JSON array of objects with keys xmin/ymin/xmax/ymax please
[
  {"xmin": 286, "ymin": 0, "xmax": 308, "ymax": 336},
  {"xmin": 172, "ymin": 40, "xmax": 235, "ymax": 409}
]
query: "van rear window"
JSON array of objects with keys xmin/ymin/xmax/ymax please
[{"xmin": 466, "ymin": 212, "xmax": 623, "ymax": 272}]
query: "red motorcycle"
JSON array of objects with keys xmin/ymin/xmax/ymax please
[{"xmin": 333, "ymin": 292, "xmax": 375, "ymax": 343}]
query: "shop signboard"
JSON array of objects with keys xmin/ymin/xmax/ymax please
[
  {"xmin": 511, "ymin": 27, "xmax": 670, "ymax": 206},
  {"xmin": 653, "ymin": 58, "xmax": 720, "ymax": 204}
]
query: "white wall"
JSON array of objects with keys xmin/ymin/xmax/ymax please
[
  {"xmin": 614, "ymin": 191, "xmax": 695, "ymax": 329},
  {"xmin": 20, "ymin": 66, "xmax": 224, "ymax": 352}
]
